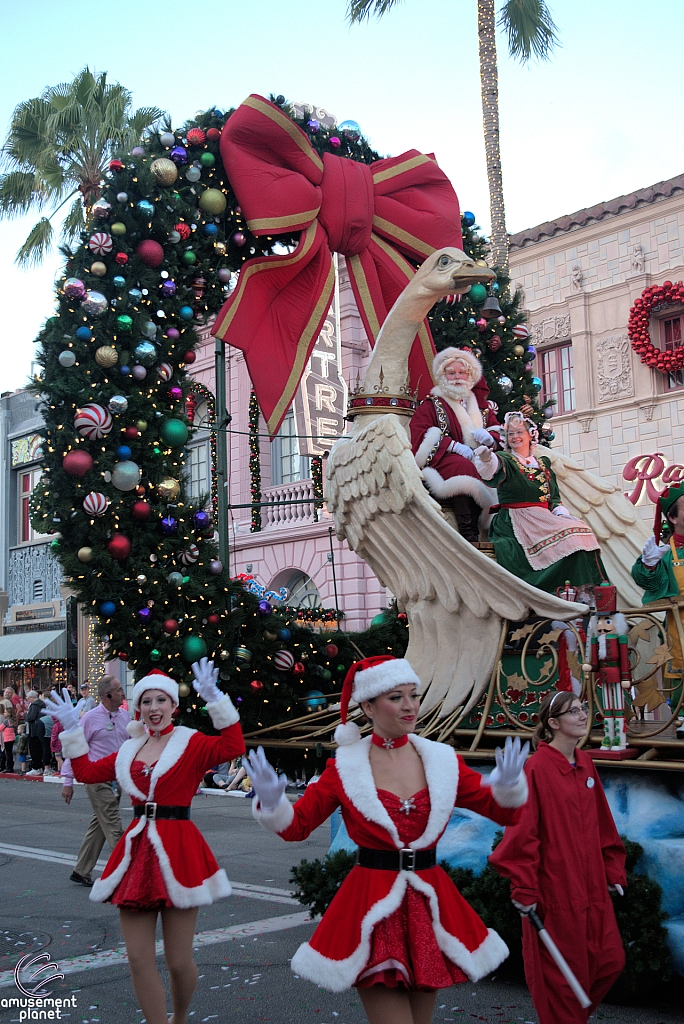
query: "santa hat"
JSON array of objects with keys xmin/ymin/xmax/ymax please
[
  {"xmin": 654, "ymin": 483, "xmax": 684, "ymax": 543},
  {"xmin": 334, "ymin": 656, "xmax": 421, "ymax": 746},
  {"xmin": 432, "ymin": 347, "xmax": 482, "ymax": 385},
  {"xmin": 127, "ymin": 669, "xmax": 180, "ymax": 738}
]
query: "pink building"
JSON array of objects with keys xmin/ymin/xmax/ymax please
[{"xmin": 189, "ymin": 257, "xmax": 389, "ymax": 631}]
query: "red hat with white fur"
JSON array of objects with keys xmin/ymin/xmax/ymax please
[
  {"xmin": 127, "ymin": 669, "xmax": 179, "ymax": 737},
  {"xmin": 334, "ymin": 656, "xmax": 421, "ymax": 746}
]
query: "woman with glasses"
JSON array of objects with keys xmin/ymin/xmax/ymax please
[{"xmin": 489, "ymin": 691, "xmax": 626, "ymax": 1024}]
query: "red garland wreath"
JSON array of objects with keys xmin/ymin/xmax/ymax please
[{"xmin": 628, "ymin": 280, "xmax": 684, "ymax": 372}]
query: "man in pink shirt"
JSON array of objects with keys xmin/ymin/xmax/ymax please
[{"xmin": 61, "ymin": 675, "xmax": 129, "ymax": 886}]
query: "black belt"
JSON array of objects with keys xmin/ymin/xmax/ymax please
[
  {"xmin": 356, "ymin": 847, "xmax": 436, "ymax": 872},
  {"xmin": 133, "ymin": 803, "xmax": 190, "ymax": 821}
]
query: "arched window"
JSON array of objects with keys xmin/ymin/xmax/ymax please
[{"xmin": 279, "ymin": 570, "xmax": 321, "ymax": 610}]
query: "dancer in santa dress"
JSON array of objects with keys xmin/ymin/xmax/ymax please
[
  {"xmin": 244, "ymin": 655, "xmax": 529, "ymax": 1024},
  {"xmin": 45, "ymin": 659, "xmax": 243, "ymax": 1024},
  {"xmin": 489, "ymin": 691, "xmax": 626, "ymax": 1024}
]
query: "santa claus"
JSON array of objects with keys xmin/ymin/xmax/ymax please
[{"xmin": 411, "ymin": 347, "xmax": 499, "ymax": 541}]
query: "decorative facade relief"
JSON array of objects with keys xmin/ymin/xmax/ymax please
[
  {"xmin": 530, "ymin": 314, "xmax": 571, "ymax": 345},
  {"xmin": 8, "ymin": 543, "xmax": 63, "ymax": 607},
  {"xmin": 596, "ymin": 335, "xmax": 634, "ymax": 402}
]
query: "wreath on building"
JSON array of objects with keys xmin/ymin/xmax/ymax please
[{"xmin": 628, "ymin": 280, "xmax": 684, "ymax": 372}]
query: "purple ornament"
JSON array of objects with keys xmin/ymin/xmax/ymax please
[
  {"xmin": 170, "ymin": 145, "xmax": 188, "ymax": 165},
  {"xmin": 193, "ymin": 510, "xmax": 211, "ymax": 530},
  {"xmin": 137, "ymin": 607, "xmax": 152, "ymax": 622},
  {"xmin": 160, "ymin": 515, "xmax": 177, "ymax": 535},
  {"xmin": 161, "ymin": 280, "xmax": 177, "ymax": 297},
  {"xmin": 131, "ymin": 146, "xmax": 145, "ymax": 158},
  {"xmin": 166, "ymin": 327, "xmax": 180, "ymax": 340},
  {"xmin": 217, "ymin": 267, "xmax": 232, "ymax": 283},
  {"xmin": 526, "ymin": 345, "xmax": 537, "ymax": 358},
  {"xmin": 132, "ymin": 365, "xmax": 147, "ymax": 381},
  {"xmin": 209, "ymin": 559, "xmax": 223, "ymax": 575},
  {"xmin": 64, "ymin": 277, "xmax": 87, "ymax": 299},
  {"xmin": 231, "ymin": 231, "xmax": 246, "ymax": 247},
  {"xmin": 258, "ymin": 600, "xmax": 273, "ymax": 616},
  {"xmin": 168, "ymin": 386, "xmax": 183, "ymax": 402},
  {"xmin": 330, "ymin": 136, "xmax": 341, "ymax": 149},
  {"xmin": 307, "ymin": 118, "xmax": 320, "ymax": 133}
]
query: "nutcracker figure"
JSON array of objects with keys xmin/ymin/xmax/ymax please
[{"xmin": 582, "ymin": 584, "xmax": 632, "ymax": 750}]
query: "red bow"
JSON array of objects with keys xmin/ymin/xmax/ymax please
[{"xmin": 212, "ymin": 95, "xmax": 462, "ymax": 436}]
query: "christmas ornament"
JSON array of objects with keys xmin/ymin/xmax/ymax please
[
  {"xmin": 168, "ymin": 230, "xmax": 181, "ymax": 243},
  {"xmin": 277, "ymin": 628, "xmax": 292, "ymax": 641},
  {"xmin": 476, "ymin": 318, "xmax": 487, "ymax": 330},
  {"xmin": 142, "ymin": 320, "xmax": 157, "ymax": 339},
  {"xmin": 544, "ymin": 406, "xmax": 554, "ymax": 419},
  {"xmin": 132, "ymin": 500, "xmax": 151, "ymax": 520},
  {"xmin": 161, "ymin": 280, "xmax": 176, "ymax": 297},
  {"xmin": 134, "ymin": 341, "xmax": 157, "ymax": 366},
  {"xmin": 95, "ymin": 345, "xmax": 118, "ymax": 368},
  {"xmin": 531, "ymin": 376, "xmax": 543, "ymax": 392},
  {"xmin": 304, "ymin": 690, "xmax": 326, "ymax": 710},
  {"xmin": 131, "ymin": 146, "xmax": 145, "ymax": 157},
  {"xmin": 137, "ymin": 199, "xmax": 155, "ymax": 218},
  {"xmin": 183, "ymin": 350, "xmax": 196, "ymax": 364},
  {"xmin": 83, "ymin": 492, "xmax": 109, "ymax": 516},
  {"xmin": 217, "ymin": 268, "xmax": 232, "ymax": 284},
  {"xmin": 629, "ymin": 281, "xmax": 684, "ymax": 372},
  {"xmin": 160, "ymin": 515, "xmax": 177, "ymax": 535},
  {"xmin": 62, "ymin": 448, "xmax": 94, "ymax": 479},
  {"xmin": 497, "ymin": 375, "xmax": 513, "ymax": 395},
  {"xmin": 207, "ymin": 127, "xmax": 221, "ymax": 142},
  {"xmin": 543, "ymin": 430, "xmax": 556, "ymax": 442},
  {"xmin": 75, "ymin": 326, "xmax": 92, "ymax": 341},
  {"xmin": 128, "ymin": 287, "xmax": 141, "ymax": 301},
  {"xmin": 168, "ymin": 386, "xmax": 183, "ymax": 402},
  {"xmin": 180, "ymin": 543, "xmax": 200, "ymax": 565},
  {"xmin": 274, "ymin": 649, "xmax": 295, "ymax": 671},
  {"xmin": 137, "ymin": 607, "xmax": 152, "ymax": 622},
  {"xmin": 231, "ymin": 231, "xmax": 246, "ymax": 247},
  {"xmin": 91, "ymin": 198, "xmax": 112, "ymax": 218},
  {"xmin": 468, "ymin": 283, "xmax": 487, "ymax": 304},
  {"xmin": 159, "ymin": 419, "xmax": 189, "ymax": 447},
  {"xmin": 116, "ymin": 191, "xmax": 128, "ymax": 203},
  {"xmin": 293, "ymin": 661, "xmax": 306, "ymax": 675},
  {"xmin": 157, "ymin": 477, "xmax": 181, "ymax": 500},
  {"xmin": 463, "ymin": 211, "xmax": 476, "ymax": 227},
  {"xmin": 77, "ymin": 546, "xmax": 94, "ymax": 563},
  {"xmin": 108, "ymin": 395, "xmax": 128, "ymax": 415},
  {"xmin": 526, "ymin": 345, "xmax": 537, "ymax": 359},
  {"xmin": 207, "ymin": 613, "xmax": 220, "ymax": 626},
  {"xmin": 326, "ymin": 643, "xmax": 338, "ymax": 656},
  {"xmin": 160, "ymin": 131, "xmax": 176, "ymax": 147},
  {"xmin": 136, "ymin": 419, "xmax": 148, "ymax": 431},
  {"xmin": 158, "ymin": 362, "xmax": 173, "ymax": 382},
  {"xmin": 179, "ymin": 305, "xmax": 194, "ymax": 321},
  {"xmin": 181, "ymin": 251, "xmax": 197, "ymax": 266},
  {"xmin": 50, "ymin": 540, "xmax": 60, "ymax": 552},
  {"xmin": 81, "ymin": 291, "xmax": 108, "ymax": 315},
  {"xmin": 307, "ymin": 118, "xmax": 320, "ymax": 133},
  {"xmin": 339, "ymin": 119, "xmax": 361, "ymax": 140},
  {"xmin": 88, "ymin": 232, "xmax": 112, "ymax": 256},
  {"xmin": 110, "ymin": 222, "xmax": 126, "ymax": 239},
  {"xmin": 193, "ymin": 510, "xmax": 210, "ymax": 530},
  {"xmin": 100, "ymin": 601, "xmax": 116, "ymax": 616},
  {"xmin": 132, "ymin": 365, "xmax": 147, "ymax": 381},
  {"xmin": 187, "ymin": 127, "xmax": 206, "ymax": 145},
  {"xmin": 178, "ymin": 681, "xmax": 191, "ymax": 697},
  {"xmin": 258, "ymin": 600, "xmax": 273, "ymax": 616},
  {"xmin": 199, "ymin": 188, "xmax": 227, "ymax": 215},
  {"xmin": 136, "ymin": 240, "xmax": 165, "ymax": 268},
  {"xmin": 150, "ymin": 158, "xmax": 178, "ymax": 186},
  {"xmin": 166, "ymin": 327, "xmax": 180, "ymax": 340},
  {"xmin": 114, "ymin": 253, "xmax": 128, "ymax": 266},
  {"xmin": 64, "ymin": 277, "xmax": 87, "ymax": 298},
  {"xmin": 124, "ymin": 425, "xmax": 139, "ymax": 440},
  {"xmin": 487, "ymin": 335, "xmax": 502, "ymax": 352},
  {"xmin": 116, "ymin": 445, "xmax": 132, "ymax": 460},
  {"xmin": 174, "ymin": 222, "xmax": 191, "ymax": 240},
  {"xmin": 200, "ymin": 152, "xmax": 215, "ymax": 168},
  {"xmin": 512, "ymin": 324, "xmax": 530, "ymax": 340},
  {"xmin": 512, "ymin": 344, "xmax": 525, "ymax": 357},
  {"xmin": 116, "ymin": 314, "xmax": 133, "ymax": 333},
  {"xmin": 150, "ymin": 649, "xmax": 161, "ymax": 662},
  {"xmin": 111, "ymin": 460, "xmax": 141, "ymax": 491},
  {"xmin": 58, "ymin": 349, "xmax": 75, "ymax": 368},
  {"xmin": 182, "ymin": 636, "xmax": 207, "ymax": 663},
  {"xmin": 168, "ymin": 571, "xmax": 184, "ymax": 586},
  {"xmin": 107, "ymin": 534, "xmax": 131, "ymax": 560},
  {"xmin": 208, "ymin": 559, "xmax": 223, "ymax": 574},
  {"xmin": 170, "ymin": 145, "xmax": 188, "ymax": 165},
  {"xmin": 113, "ymin": 276, "xmax": 126, "ymax": 288},
  {"xmin": 75, "ymin": 403, "xmax": 113, "ymax": 439}
]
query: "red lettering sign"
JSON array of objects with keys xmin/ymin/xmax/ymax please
[{"xmin": 623, "ymin": 453, "xmax": 684, "ymax": 504}]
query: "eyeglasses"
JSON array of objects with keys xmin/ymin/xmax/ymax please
[{"xmin": 554, "ymin": 703, "xmax": 589, "ymax": 719}]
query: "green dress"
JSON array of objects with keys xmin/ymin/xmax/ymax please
[
  {"xmin": 482, "ymin": 452, "xmax": 607, "ymax": 594},
  {"xmin": 632, "ymin": 542, "xmax": 684, "ymax": 670}
]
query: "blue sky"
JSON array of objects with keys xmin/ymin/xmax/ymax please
[{"xmin": 1, "ymin": 0, "xmax": 683, "ymax": 392}]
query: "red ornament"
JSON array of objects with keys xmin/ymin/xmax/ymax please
[
  {"xmin": 115, "ymin": 252, "xmax": 128, "ymax": 266},
  {"xmin": 136, "ymin": 239, "xmax": 165, "ymax": 268},
  {"xmin": 62, "ymin": 450, "xmax": 94, "ymax": 478},
  {"xmin": 206, "ymin": 127, "xmax": 221, "ymax": 142},
  {"xmin": 162, "ymin": 618, "xmax": 179, "ymax": 634},
  {"xmin": 109, "ymin": 159, "xmax": 124, "ymax": 172},
  {"xmin": 174, "ymin": 222, "xmax": 191, "ymax": 240},
  {"xmin": 488, "ymin": 334, "xmax": 502, "ymax": 352},
  {"xmin": 207, "ymin": 613, "xmax": 221, "ymax": 626},
  {"xmin": 398, "ymin": 612, "xmax": 408, "ymax": 622},
  {"xmin": 131, "ymin": 500, "xmax": 151, "ymax": 521},
  {"xmin": 183, "ymin": 350, "xmax": 196, "ymax": 364},
  {"xmin": 124, "ymin": 425, "xmax": 140, "ymax": 440},
  {"xmin": 325, "ymin": 643, "xmax": 339, "ymax": 657},
  {"xmin": 250, "ymin": 679, "xmax": 264, "ymax": 691},
  {"xmin": 106, "ymin": 534, "xmax": 131, "ymax": 560},
  {"xmin": 186, "ymin": 128, "xmax": 206, "ymax": 146},
  {"xmin": 135, "ymin": 485, "xmax": 146, "ymax": 497},
  {"xmin": 117, "ymin": 651, "xmax": 129, "ymax": 661},
  {"xmin": 293, "ymin": 661, "xmax": 306, "ymax": 675}
]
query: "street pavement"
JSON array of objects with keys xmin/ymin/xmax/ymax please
[{"xmin": 0, "ymin": 777, "xmax": 679, "ymax": 1024}]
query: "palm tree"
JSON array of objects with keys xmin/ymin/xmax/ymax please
[
  {"xmin": 347, "ymin": 0, "xmax": 558, "ymax": 268},
  {"xmin": 0, "ymin": 67, "xmax": 164, "ymax": 266}
]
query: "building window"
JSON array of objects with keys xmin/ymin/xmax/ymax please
[
  {"xmin": 271, "ymin": 409, "xmax": 308, "ymax": 485},
  {"xmin": 185, "ymin": 440, "xmax": 211, "ymax": 501},
  {"xmin": 281, "ymin": 570, "xmax": 321, "ymax": 610},
  {"xmin": 18, "ymin": 468, "xmax": 42, "ymax": 544},
  {"xmin": 33, "ymin": 579, "xmax": 44, "ymax": 601},
  {"xmin": 540, "ymin": 344, "xmax": 575, "ymax": 414},
  {"xmin": 659, "ymin": 314, "xmax": 684, "ymax": 389}
]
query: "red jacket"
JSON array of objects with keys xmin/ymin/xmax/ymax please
[{"xmin": 253, "ymin": 734, "xmax": 526, "ymax": 992}]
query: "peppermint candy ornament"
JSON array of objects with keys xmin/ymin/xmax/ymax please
[
  {"xmin": 158, "ymin": 362, "xmax": 173, "ymax": 382},
  {"xmin": 180, "ymin": 543, "xmax": 200, "ymax": 566},
  {"xmin": 74, "ymin": 403, "xmax": 113, "ymax": 439},
  {"xmin": 274, "ymin": 649, "xmax": 295, "ymax": 671},
  {"xmin": 512, "ymin": 324, "xmax": 530, "ymax": 340},
  {"xmin": 83, "ymin": 491, "xmax": 109, "ymax": 516},
  {"xmin": 88, "ymin": 232, "xmax": 113, "ymax": 256}
]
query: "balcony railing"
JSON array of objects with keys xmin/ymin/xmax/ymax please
[{"xmin": 261, "ymin": 480, "xmax": 323, "ymax": 528}]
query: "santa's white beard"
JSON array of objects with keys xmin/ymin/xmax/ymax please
[{"xmin": 438, "ymin": 378, "xmax": 472, "ymax": 403}]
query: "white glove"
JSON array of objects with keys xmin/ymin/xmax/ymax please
[
  {"xmin": 191, "ymin": 657, "xmax": 223, "ymax": 704},
  {"xmin": 512, "ymin": 899, "xmax": 537, "ymax": 915},
  {"xmin": 552, "ymin": 505, "xmax": 573, "ymax": 518},
  {"xmin": 472, "ymin": 427, "xmax": 495, "ymax": 447},
  {"xmin": 487, "ymin": 735, "xmax": 530, "ymax": 789},
  {"xmin": 243, "ymin": 746, "xmax": 287, "ymax": 811},
  {"xmin": 642, "ymin": 536, "xmax": 668, "ymax": 567},
  {"xmin": 43, "ymin": 689, "xmax": 80, "ymax": 734},
  {"xmin": 448, "ymin": 440, "xmax": 473, "ymax": 460},
  {"xmin": 608, "ymin": 883, "xmax": 624, "ymax": 896}
]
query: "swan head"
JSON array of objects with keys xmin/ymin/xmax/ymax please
[{"xmin": 415, "ymin": 247, "xmax": 496, "ymax": 300}]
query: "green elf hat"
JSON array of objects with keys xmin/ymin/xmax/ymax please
[{"xmin": 654, "ymin": 483, "xmax": 684, "ymax": 543}]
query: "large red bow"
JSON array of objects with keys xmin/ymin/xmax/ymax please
[{"xmin": 212, "ymin": 95, "xmax": 462, "ymax": 436}]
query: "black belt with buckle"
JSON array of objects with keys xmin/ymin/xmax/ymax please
[
  {"xmin": 356, "ymin": 847, "xmax": 436, "ymax": 872},
  {"xmin": 133, "ymin": 803, "xmax": 190, "ymax": 821}
]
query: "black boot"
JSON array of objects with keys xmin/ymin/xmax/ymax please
[{"xmin": 451, "ymin": 495, "xmax": 480, "ymax": 543}]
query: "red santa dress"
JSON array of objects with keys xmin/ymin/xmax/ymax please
[
  {"xmin": 253, "ymin": 733, "xmax": 527, "ymax": 992},
  {"xmin": 488, "ymin": 742, "xmax": 626, "ymax": 1024},
  {"xmin": 60, "ymin": 695, "xmax": 244, "ymax": 908}
]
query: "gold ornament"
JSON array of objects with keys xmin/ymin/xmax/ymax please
[
  {"xmin": 199, "ymin": 188, "xmax": 227, "ymax": 215},
  {"xmin": 512, "ymin": 344, "xmax": 525, "ymax": 357},
  {"xmin": 111, "ymin": 222, "xmax": 127, "ymax": 236},
  {"xmin": 178, "ymin": 681, "xmax": 191, "ymax": 698},
  {"xmin": 90, "ymin": 261, "xmax": 107, "ymax": 278},
  {"xmin": 263, "ymin": 630, "xmax": 277, "ymax": 641},
  {"xmin": 95, "ymin": 346, "xmax": 119, "ymax": 368},
  {"xmin": 475, "ymin": 258, "xmax": 489, "ymax": 267},
  {"xmin": 77, "ymin": 546, "xmax": 94, "ymax": 562},
  {"xmin": 214, "ymin": 241, "xmax": 227, "ymax": 255},
  {"xmin": 157, "ymin": 476, "xmax": 181, "ymax": 500},
  {"xmin": 151, "ymin": 158, "xmax": 178, "ymax": 187}
]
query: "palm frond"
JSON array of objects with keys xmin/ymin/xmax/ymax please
[
  {"xmin": 347, "ymin": 0, "xmax": 403, "ymax": 22},
  {"xmin": 498, "ymin": 0, "xmax": 559, "ymax": 62},
  {"xmin": 60, "ymin": 196, "xmax": 86, "ymax": 243},
  {"xmin": 16, "ymin": 217, "xmax": 54, "ymax": 267},
  {"xmin": 0, "ymin": 171, "xmax": 40, "ymax": 216}
]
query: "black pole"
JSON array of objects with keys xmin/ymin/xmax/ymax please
[
  {"xmin": 214, "ymin": 336, "xmax": 230, "ymax": 576},
  {"xmin": 328, "ymin": 526, "xmax": 340, "ymax": 625}
]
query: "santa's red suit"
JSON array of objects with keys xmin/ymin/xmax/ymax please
[
  {"xmin": 489, "ymin": 742, "xmax": 626, "ymax": 1024},
  {"xmin": 253, "ymin": 733, "xmax": 527, "ymax": 992},
  {"xmin": 61, "ymin": 696, "xmax": 244, "ymax": 907}
]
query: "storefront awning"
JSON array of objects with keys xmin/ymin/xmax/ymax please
[{"xmin": 0, "ymin": 630, "xmax": 66, "ymax": 664}]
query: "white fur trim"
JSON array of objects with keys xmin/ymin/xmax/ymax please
[
  {"xmin": 126, "ymin": 720, "xmax": 146, "ymax": 738},
  {"xmin": 414, "ymin": 426, "xmax": 443, "ymax": 469},
  {"xmin": 60, "ymin": 728, "xmax": 89, "ymax": 760},
  {"xmin": 89, "ymin": 814, "xmax": 147, "ymax": 902},
  {"xmin": 433, "ymin": 347, "xmax": 482, "ymax": 384},
  {"xmin": 490, "ymin": 773, "xmax": 529, "ymax": 808},
  {"xmin": 131, "ymin": 672, "xmax": 179, "ymax": 710},
  {"xmin": 406, "ymin": 735, "xmax": 459, "ymax": 850},
  {"xmin": 334, "ymin": 721, "xmax": 361, "ymax": 746},
  {"xmin": 353, "ymin": 658, "xmax": 420, "ymax": 703},
  {"xmin": 115, "ymin": 735, "xmax": 152, "ymax": 801},
  {"xmin": 335, "ymin": 737, "xmax": 402, "ymax": 847},
  {"xmin": 115, "ymin": 726, "xmax": 196, "ymax": 802},
  {"xmin": 473, "ymin": 450, "xmax": 500, "ymax": 481},
  {"xmin": 252, "ymin": 793, "xmax": 295, "ymax": 833},
  {"xmin": 205, "ymin": 694, "xmax": 239, "ymax": 730},
  {"xmin": 421, "ymin": 467, "xmax": 495, "ymax": 511}
]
